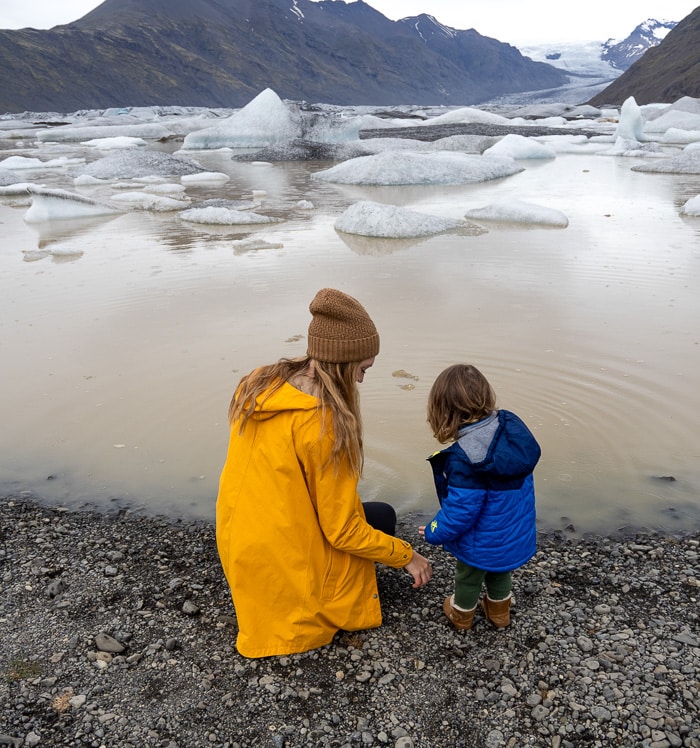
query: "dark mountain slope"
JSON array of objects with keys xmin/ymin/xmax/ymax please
[
  {"xmin": 589, "ymin": 6, "xmax": 700, "ymax": 105},
  {"xmin": 0, "ymin": 0, "xmax": 567, "ymax": 113}
]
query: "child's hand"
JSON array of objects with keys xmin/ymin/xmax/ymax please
[{"xmin": 418, "ymin": 525, "xmax": 426, "ymax": 538}]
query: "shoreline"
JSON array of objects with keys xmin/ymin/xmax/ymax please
[{"xmin": 1, "ymin": 497, "xmax": 698, "ymax": 748}]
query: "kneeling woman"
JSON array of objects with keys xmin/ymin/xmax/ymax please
[{"xmin": 216, "ymin": 288, "xmax": 432, "ymax": 658}]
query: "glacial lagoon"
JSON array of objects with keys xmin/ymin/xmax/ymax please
[{"xmin": 1, "ymin": 99, "xmax": 699, "ymax": 534}]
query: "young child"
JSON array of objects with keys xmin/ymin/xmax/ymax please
[{"xmin": 419, "ymin": 364, "xmax": 540, "ymax": 631}]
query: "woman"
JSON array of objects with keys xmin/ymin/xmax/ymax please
[{"xmin": 216, "ymin": 288, "xmax": 432, "ymax": 658}]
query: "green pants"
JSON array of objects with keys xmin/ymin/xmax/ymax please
[{"xmin": 454, "ymin": 560, "xmax": 511, "ymax": 610}]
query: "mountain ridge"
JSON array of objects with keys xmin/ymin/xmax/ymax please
[
  {"xmin": 589, "ymin": 6, "xmax": 700, "ymax": 105},
  {"xmin": 0, "ymin": 0, "xmax": 568, "ymax": 113}
]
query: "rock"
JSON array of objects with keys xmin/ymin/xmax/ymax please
[{"xmin": 94, "ymin": 632, "xmax": 125, "ymax": 653}]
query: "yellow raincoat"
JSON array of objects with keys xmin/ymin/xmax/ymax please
[{"xmin": 216, "ymin": 380, "xmax": 413, "ymax": 658}]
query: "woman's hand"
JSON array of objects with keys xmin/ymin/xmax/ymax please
[
  {"xmin": 404, "ymin": 550, "xmax": 432, "ymax": 588},
  {"xmin": 418, "ymin": 525, "xmax": 426, "ymax": 538}
]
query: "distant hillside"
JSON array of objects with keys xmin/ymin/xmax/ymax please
[
  {"xmin": 589, "ymin": 7, "xmax": 700, "ymax": 105},
  {"xmin": 0, "ymin": 0, "xmax": 567, "ymax": 113}
]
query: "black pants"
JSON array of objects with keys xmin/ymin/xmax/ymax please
[{"xmin": 362, "ymin": 501, "xmax": 397, "ymax": 536}]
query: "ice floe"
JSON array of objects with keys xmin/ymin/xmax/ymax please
[
  {"xmin": 179, "ymin": 207, "xmax": 282, "ymax": 225},
  {"xmin": 37, "ymin": 123, "xmax": 174, "ymax": 143},
  {"xmin": 0, "ymin": 155, "xmax": 84, "ymax": 170},
  {"xmin": 614, "ymin": 97, "xmax": 644, "ymax": 142},
  {"xmin": 77, "ymin": 150, "xmax": 204, "ymax": 179},
  {"xmin": 464, "ymin": 199, "xmax": 569, "ymax": 227},
  {"xmin": 182, "ymin": 89, "xmax": 301, "ymax": 150},
  {"xmin": 108, "ymin": 192, "xmax": 191, "ymax": 212},
  {"xmin": 334, "ymin": 200, "xmax": 467, "ymax": 238},
  {"xmin": 23, "ymin": 187, "xmax": 121, "ymax": 223},
  {"xmin": 482, "ymin": 133, "xmax": 556, "ymax": 160},
  {"xmin": 680, "ymin": 196, "xmax": 700, "ymax": 216},
  {"xmin": 631, "ymin": 150, "xmax": 700, "ymax": 174},
  {"xmin": 180, "ymin": 172, "xmax": 231, "ymax": 184},
  {"xmin": 82, "ymin": 136, "xmax": 148, "ymax": 149},
  {"xmin": 311, "ymin": 150, "xmax": 523, "ymax": 186}
]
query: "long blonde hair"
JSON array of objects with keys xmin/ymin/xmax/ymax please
[{"xmin": 229, "ymin": 356, "xmax": 365, "ymax": 475}]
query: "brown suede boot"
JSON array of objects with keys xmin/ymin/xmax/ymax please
[
  {"xmin": 481, "ymin": 593, "xmax": 512, "ymax": 628},
  {"xmin": 443, "ymin": 595, "xmax": 476, "ymax": 630}
]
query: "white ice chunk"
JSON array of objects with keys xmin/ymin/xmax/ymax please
[
  {"xmin": 0, "ymin": 167, "xmax": 24, "ymax": 186},
  {"xmin": 294, "ymin": 200, "xmax": 315, "ymax": 210},
  {"xmin": 24, "ymin": 187, "xmax": 121, "ymax": 223},
  {"xmin": 182, "ymin": 89, "xmax": 302, "ymax": 150},
  {"xmin": 78, "ymin": 150, "xmax": 204, "ymax": 179},
  {"xmin": 311, "ymin": 150, "xmax": 523, "ymax": 185},
  {"xmin": 179, "ymin": 207, "xmax": 282, "ymax": 225},
  {"xmin": 0, "ymin": 182, "xmax": 37, "ymax": 195},
  {"xmin": 74, "ymin": 174, "xmax": 107, "ymax": 186},
  {"xmin": 643, "ymin": 109, "xmax": 700, "ymax": 134},
  {"xmin": 230, "ymin": 238, "xmax": 284, "ymax": 252},
  {"xmin": 662, "ymin": 128, "xmax": 700, "ymax": 144},
  {"xmin": 109, "ymin": 192, "xmax": 191, "ymax": 211},
  {"xmin": 37, "ymin": 123, "xmax": 174, "ymax": 142},
  {"xmin": 0, "ymin": 155, "xmax": 83, "ymax": 170},
  {"xmin": 482, "ymin": 134, "xmax": 556, "ymax": 160},
  {"xmin": 680, "ymin": 195, "xmax": 700, "ymax": 216},
  {"xmin": 600, "ymin": 137, "xmax": 662, "ymax": 156},
  {"xmin": 632, "ymin": 150, "xmax": 700, "ymax": 174},
  {"xmin": 181, "ymin": 172, "xmax": 231, "ymax": 184},
  {"xmin": 142, "ymin": 183, "xmax": 187, "ymax": 196},
  {"xmin": 426, "ymin": 107, "xmax": 511, "ymax": 126},
  {"xmin": 614, "ymin": 97, "xmax": 644, "ymax": 142},
  {"xmin": 464, "ymin": 199, "xmax": 569, "ymax": 227},
  {"xmin": 334, "ymin": 200, "xmax": 465, "ymax": 238},
  {"xmin": 82, "ymin": 136, "xmax": 148, "ymax": 149},
  {"xmin": 307, "ymin": 114, "xmax": 401, "ymax": 143}
]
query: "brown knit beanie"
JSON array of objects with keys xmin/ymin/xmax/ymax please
[{"xmin": 307, "ymin": 288, "xmax": 380, "ymax": 363}]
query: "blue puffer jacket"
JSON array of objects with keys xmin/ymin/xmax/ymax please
[{"xmin": 423, "ymin": 410, "xmax": 540, "ymax": 572}]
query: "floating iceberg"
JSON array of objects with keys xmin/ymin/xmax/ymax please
[
  {"xmin": 426, "ymin": 107, "xmax": 511, "ymax": 126},
  {"xmin": 24, "ymin": 187, "xmax": 121, "ymax": 223},
  {"xmin": 307, "ymin": 113, "xmax": 401, "ymax": 143},
  {"xmin": 631, "ymin": 150, "xmax": 700, "ymax": 174},
  {"xmin": 37, "ymin": 123, "xmax": 174, "ymax": 142},
  {"xmin": 82, "ymin": 136, "xmax": 148, "ymax": 149},
  {"xmin": 464, "ymin": 199, "xmax": 569, "ymax": 227},
  {"xmin": 234, "ymin": 139, "xmax": 372, "ymax": 162},
  {"xmin": 334, "ymin": 200, "xmax": 466, "ymax": 238},
  {"xmin": 0, "ymin": 155, "xmax": 83, "ymax": 170},
  {"xmin": 0, "ymin": 182, "xmax": 36, "ymax": 195},
  {"xmin": 179, "ymin": 207, "xmax": 282, "ymax": 225},
  {"xmin": 78, "ymin": 150, "xmax": 204, "ymax": 179},
  {"xmin": 661, "ymin": 128, "xmax": 700, "ymax": 144},
  {"xmin": 482, "ymin": 134, "xmax": 556, "ymax": 160},
  {"xmin": 600, "ymin": 138, "xmax": 662, "ymax": 157},
  {"xmin": 181, "ymin": 172, "xmax": 231, "ymax": 184},
  {"xmin": 182, "ymin": 89, "xmax": 301, "ymax": 150},
  {"xmin": 108, "ymin": 192, "xmax": 191, "ymax": 212},
  {"xmin": 614, "ymin": 97, "xmax": 644, "ymax": 142},
  {"xmin": 0, "ymin": 167, "xmax": 22, "ymax": 186},
  {"xmin": 311, "ymin": 150, "xmax": 523, "ymax": 186},
  {"xmin": 680, "ymin": 196, "xmax": 700, "ymax": 216}
]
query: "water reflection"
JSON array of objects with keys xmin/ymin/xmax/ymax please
[{"xmin": 1, "ymin": 147, "xmax": 699, "ymax": 535}]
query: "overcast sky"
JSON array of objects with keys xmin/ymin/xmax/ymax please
[{"xmin": 0, "ymin": 0, "xmax": 697, "ymax": 45}]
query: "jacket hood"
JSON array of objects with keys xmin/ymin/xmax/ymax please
[
  {"xmin": 455, "ymin": 410, "xmax": 540, "ymax": 479},
  {"xmin": 249, "ymin": 381, "xmax": 318, "ymax": 421}
]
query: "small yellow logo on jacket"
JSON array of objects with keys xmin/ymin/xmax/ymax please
[{"xmin": 430, "ymin": 520, "xmax": 438, "ymax": 532}]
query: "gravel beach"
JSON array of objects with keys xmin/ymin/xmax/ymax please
[{"xmin": 1, "ymin": 497, "xmax": 698, "ymax": 748}]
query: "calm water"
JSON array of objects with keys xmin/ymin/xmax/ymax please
[{"xmin": 1, "ymin": 141, "xmax": 700, "ymax": 534}]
